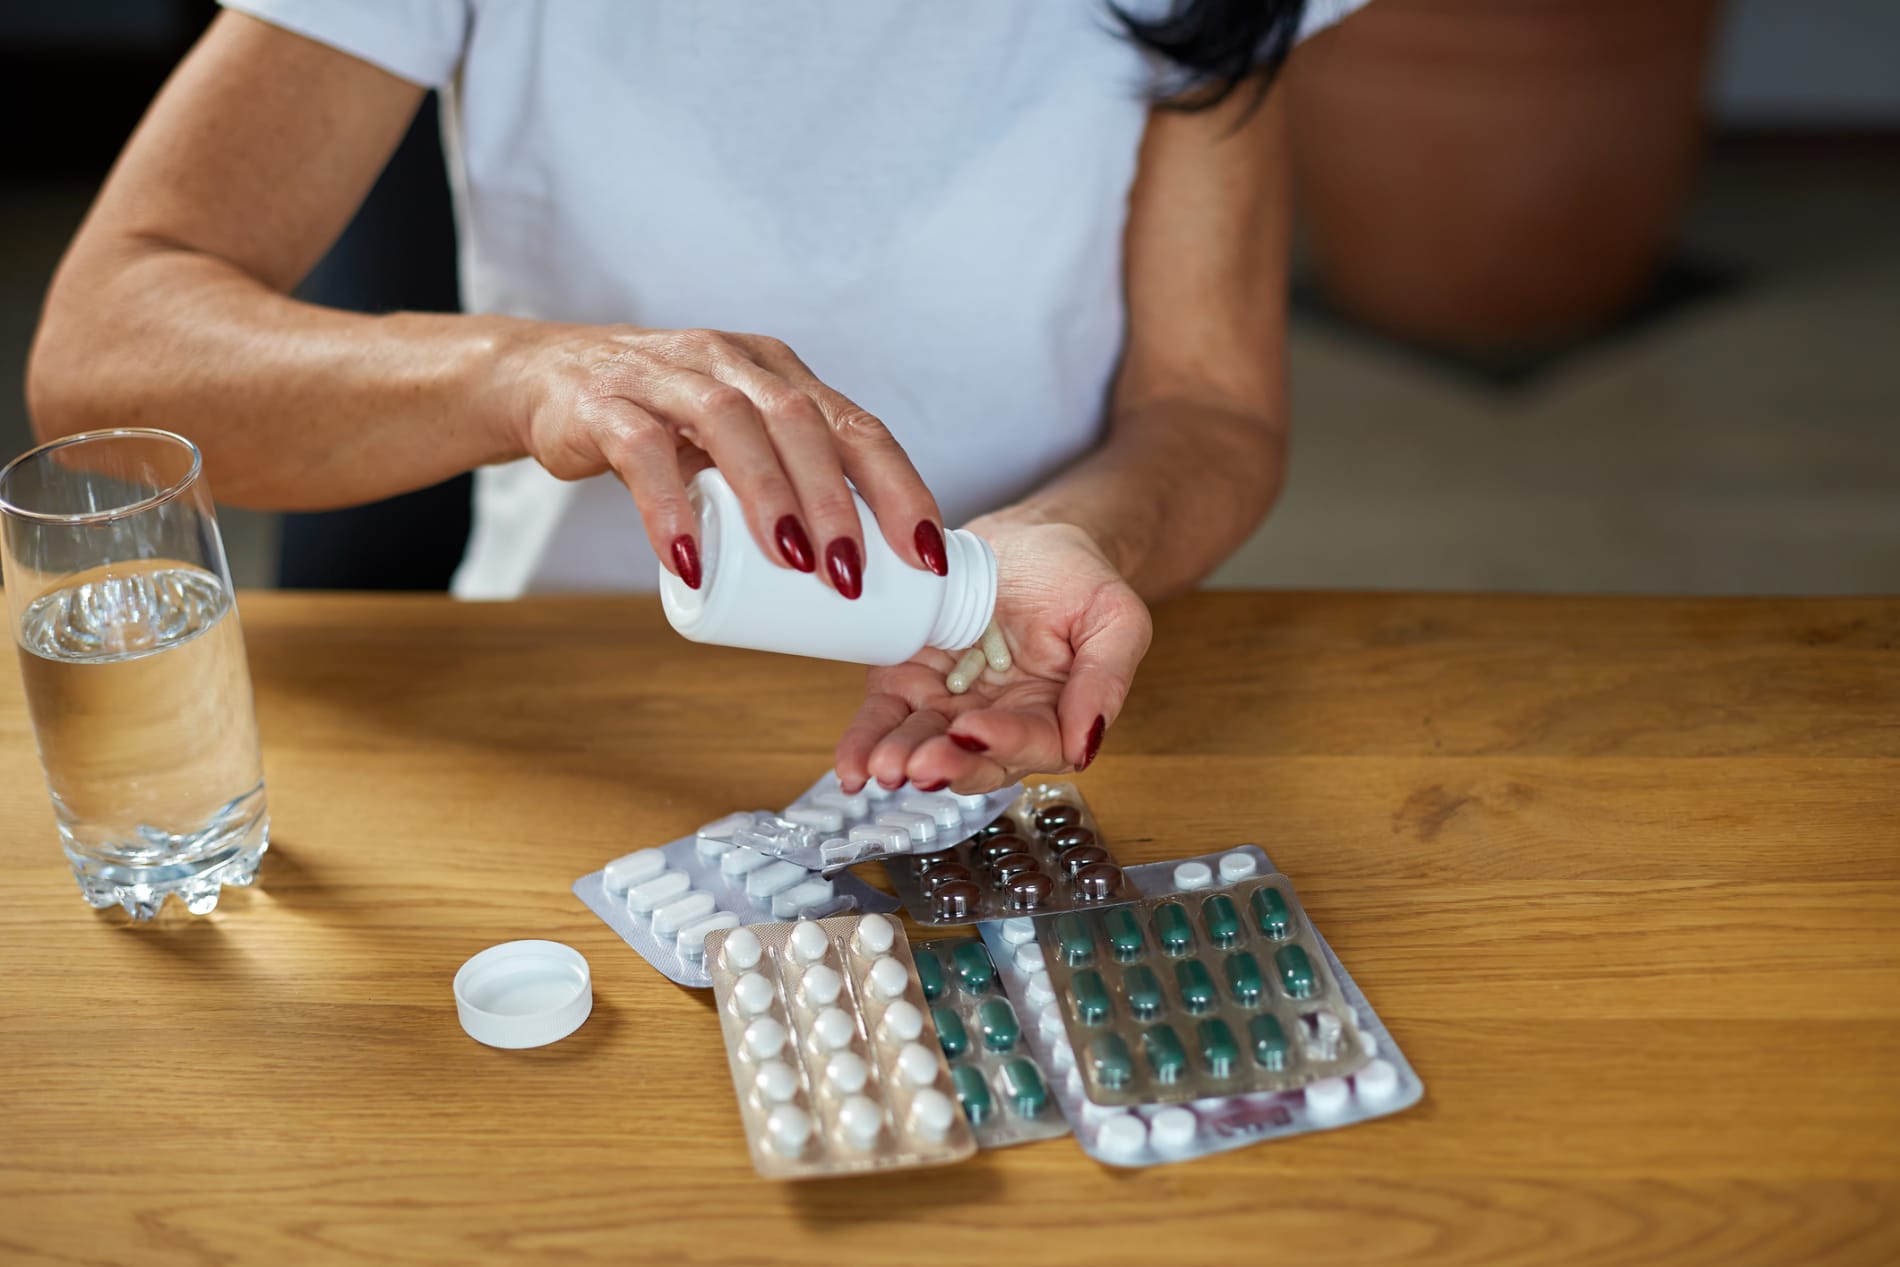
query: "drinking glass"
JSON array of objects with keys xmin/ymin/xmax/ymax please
[{"xmin": 0, "ymin": 429, "xmax": 268, "ymax": 918}]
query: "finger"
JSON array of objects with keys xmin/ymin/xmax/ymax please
[
  {"xmin": 835, "ymin": 689, "xmax": 912, "ymax": 793},
  {"xmin": 904, "ymin": 733, "xmax": 1011, "ymax": 794},
  {"xmin": 639, "ymin": 366, "xmax": 807, "ymax": 572},
  {"xmin": 582, "ymin": 397, "xmax": 699, "ymax": 586},
  {"xmin": 866, "ymin": 708, "xmax": 951, "ymax": 790},
  {"xmin": 941, "ymin": 704, "xmax": 1067, "ymax": 778},
  {"xmin": 1056, "ymin": 597, "xmax": 1154, "ymax": 770},
  {"xmin": 769, "ymin": 350, "xmax": 944, "ymax": 577}
]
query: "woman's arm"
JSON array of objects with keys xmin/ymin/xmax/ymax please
[
  {"xmin": 835, "ymin": 83, "xmax": 1294, "ymax": 790},
  {"xmin": 28, "ymin": 13, "xmax": 944, "ymax": 588}
]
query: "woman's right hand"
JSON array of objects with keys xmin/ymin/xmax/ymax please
[{"xmin": 502, "ymin": 324, "xmax": 948, "ymax": 595}]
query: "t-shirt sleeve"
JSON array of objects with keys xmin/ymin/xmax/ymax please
[
  {"xmin": 1297, "ymin": 0, "xmax": 1375, "ymax": 43},
  {"xmin": 217, "ymin": 0, "xmax": 470, "ymax": 89}
]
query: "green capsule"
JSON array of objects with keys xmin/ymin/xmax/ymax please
[
  {"xmin": 1122, "ymin": 964, "xmax": 1165, "ymax": 1020},
  {"xmin": 1201, "ymin": 893, "xmax": 1242, "ymax": 948},
  {"xmin": 1197, "ymin": 1017, "xmax": 1240, "ymax": 1078},
  {"xmin": 1089, "ymin": 1033, "xmax": 1134, "ymax": 1089},
  {"xmin": 1224, "ymin": 950, "xmax": 1264, "ymax": 1005},
  {"xmin": 1249, "ymin": 1013, "xmax": 1289, "ymax": 1070},
  {"xmin": 1103, "ymin": 907, "xmax": 1144, "ymax": 960},
  {"xmin": 1251, "ymin": 885, "xmax": 1293, "ymax": 940},
  {"xmin": 1142, "ymin": 1024, "xmax": 1188, "ymax": 1084},
  {"xmin": 976, "ymin": 997, "xmax": 1019, "ymax": 1052},
  {"xmin": 913, "ymin": 948, "xmax": 946, "ymax": 1002},
  {"xmin": 1275, "ymin": 943, "xmax": 1317, "ymax": 999},
  {"xmin": 1174, "ymin": 958, "xmax": 1218, "ymax": 1014},
  {"xmin": 952, "ymin": 941, "xmax": 997, "ymax": 994},
  {"xmin": 952, "ymin": 1063, "xmax": 993, "ymax": 1125},
  {"xmin": 932, "ymin": 1005, "xmax": 969, "ymax": 1058},
  {"xmin": 1153, "ymin": 901, "xmax": 1194, "ymax": 956},
  {"xmin": 997, "ymin": 1057, "xmax": 1048, "ymax": 1117},
  {"xmin": 1069, "ymin": 969, "xmax": 1112, "ymax": 1025},
  {"xmin": 1053, "ymin": 913, "xmax": 1095, "ymax": 966}
]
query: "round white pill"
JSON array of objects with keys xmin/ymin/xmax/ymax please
[
  {"xmin": 909, "ymin": 1088, "xmax": 956, "ymax": 1141},
  {"xmin": 743, "ymin": 1016, "xmax": 788, "ymax": 1061},
  {"xmin": 896, "ymin": 1041, "xmax": 940, "ymax": 1087},
  {"xmin": 999, "ymin": 917, "xmax": 1037, "ymax": 945},
  {"xmin": 1149, "ymin": 1106, "xmax": 1198, "ymax": 1153},
  {"xmin": 1360, "ymin": 1030, "xmax": 1380, "ymax": 1059},
  {"xmin": 1024, "ymin": 970, "xmax": 1056, "ymax": 1009},
  {"xmin": 765, "ymin": 1104, "xmax": 812, "ymax": 1155},
  {"xmin": 825, "ymin": 1050, "xmax": 870, "ymax": 1095},
  {"xmin": 880, "ymin": 1000, "xmax": 925, "ymax": 1044},
  {"xmin": 1038, "ymin": 1008, "xmax": 1067, "ymax": 1046},
  {"xmin": 787, "ymin": 919, "xmax": 830, "ymax": 964},
  {"xmin": 800, "ymin": 963, "xmax": 843, "ymax": 1008},
  {"xmin": 1095, "ymin": 1113, "xmax": 1148, "ymax": 1158},
  {"xmin": 1305, "ymin": 1077, "xmax": 1351, "ymax": 1116},
  {"xmin": 732, "ymin": 972, "xmax": 776, "ymax": 1016},
  {"xmin": 810, "ymin": 1006, "xmax": 856, "ymax": 1051},
  {"xmin": 1218, "ymin": 850, "xmax": 1259, "ymax": 883},
  {"xmin": 1355, "ymin": 1059, "xmax": 1400, "ymax": 1101},
  {"xmin": 1173, "ymin": 861, "xmax": 1214, "ymax": 890},
  {"xmin": 755, "ymin": 1060, "xmax": 800, "ymax": 1104},
  {"xmin": 1013, "ymin": 942, "xmax": 1047, "ymax": 974},
  {"xmin": 1048, "ymin": 1039, "xmax": 1076, "ymax": 1074},
  {"xmin": 723, "ymin": 927, "xmax": 762, "ymax": 973},
  {"xmin": 853, "ymin": 913, "xmax": 896, "ymax": 957},
  {"xmin": 1065, "ymin": 1068, "xmax": 1085, "ymax": 1100},
  {"xmin": 837, "ymin": 1094, "xmax": 884, "ymax": 1149},
  {"xmin": 865, "ymin": 955, "xmax": 909, "ymax": 999}
]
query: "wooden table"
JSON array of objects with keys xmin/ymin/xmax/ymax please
[{"xmin": 1, "ymin": 592, "xmax": 1896, "ymax": 1266}]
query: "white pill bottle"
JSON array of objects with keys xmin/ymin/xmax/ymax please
[{"xmin": 659, "ymin": 469, "xmax": 997, "ymax": 666}]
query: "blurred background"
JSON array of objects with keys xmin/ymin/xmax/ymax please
[{"xmin": 2, "ymin": 0, "xmax": 1896, "ymax": 594}]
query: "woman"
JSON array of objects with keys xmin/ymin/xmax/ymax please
[{"xmin": 28, "ymin": 1, "xmax": 1366, "ymax": 794}]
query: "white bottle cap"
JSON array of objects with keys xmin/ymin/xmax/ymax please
[{"xmin": 452, "ymin": 940, "xmax": 592, "ymax": 1049}]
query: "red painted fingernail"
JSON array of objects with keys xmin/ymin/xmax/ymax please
[
  {"xmin": 949, "ymin": 733, "xmax": 987, "ymax": 754},
  {"xmin": 671, "ymin": 534, "xmax": 702, "ymax": 590},
  {"xmin": 1081, "ymin": 714, "xmax": 1105, "ymax": 769},
  {"xmin": 826, "ymin": 538, "xmax": 863, "ymax": 600},
  {"xmin": 775, "ymin": 515, "xmax": 815, "ymax": 572},
  {"xmin": 917, "ymin": 780, "xmax": 949, "ymax": 792},
  {"xmin": 914, "ymin": 521, "xmax": 948, "ymax": 577}
]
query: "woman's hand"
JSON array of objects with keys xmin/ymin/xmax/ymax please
[
  {"xmin": 505, "ymin": 324, "xmax": 948, "ymax": 593},
  {"xmin": 834, "ymin": 520, "xmax": 1153, "ymax": 792}
]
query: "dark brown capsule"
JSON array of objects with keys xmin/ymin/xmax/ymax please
[
  {"xmin": 990, "ymin": 852, "xmax": 1041, "ymax": 883},
  {"xmin": 973, "ymin": 818, "xmax": 1014, "ymax": 840},
  {"xmin": 1058, "ymin": 844, "xmax": 1109, "ymax": 877},
  {"xmin": 932, "ymin": 879, "xmax": 982, "ymax": 922},
  {"xmin": 1073, "ymin": 862, "xmax": 1124, "ymax": 902},
  {"xmin": 920, "ymin": 862, "xmax": 975, "ymax": 894},
  {"xmin": 1049, "ymin": 826, "xmax": 1097, "ymax": 853},
  {"xmin": 1004, "ymin": 871, "xmax": 1055, "ymax": 911},
  {"xmin": 1033, "ymin": 804, "xmax": 1083, "ymax": 835},
  {"xmin": 972, "ymin": 836, "xmax": 1028, "ymax": 867}
]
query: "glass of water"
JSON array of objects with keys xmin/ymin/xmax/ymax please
[{"xmin": 0, "ymin": 429, "xmax": 267, "ymax": 918}]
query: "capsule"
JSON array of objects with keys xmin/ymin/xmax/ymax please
[
  {"xmin": 1224, "ymin": 950, "xmax": 1264, "ymax": 1005},
  {"xmin": 1275, "ymin": 943, "xmax": 1317, "ymax": 999},
  {"xmin": 1174, "ymin": 958, "xmax": 1218, "ymax": 1014},
  {"xmin": 952, "ymin": 941, "xmax": 997, "ymax": 994},
  {"xmin": 1201, "ymin": 893, "xmax": 1241, "ymax": 948},
  {"xmin": 1153, "ymin": 901, "xmax": 1194, "ymax": 956},
  {"xmin": 1069, "ymin": 968, "xmax": 1112, "ymax": 1025},
  {"xmin": 920, "ymin": 863, "xmax": 975, "ymax": 894},
  {"xmin": 1034, "ymin": 803, "xmax": 1083, "ymax": 835},
  {"xmin": 989, "ymin": 851, "xmax": 1040, "ymax": 883},
  {"xmin": 951, "ymin": 1063, "xmax": 993, "ymax": 1125},
  {"xmin": 1142, "ymin": 1024, "xmax": 1188, "ymax": 1084},
  {"xmin": 1053, "ymin": 913, "xmax": 1095, "ymax": 966},
  {"xmin": 1088, "ymin": 1033, "xmax": 1133, "ymax": 1089},
  {"xmin": 1057, "ymin": 844, "xmax": 1108, "ymax": 877},
  {"xmin": 976, "ymin": 997, "xmax": 1019, "ymax": 1052},
  {"xmin": 1249, "ymin": 1013, "xmax": 1289, "ymax": 1070},
  {"xmin": 973, "ymin": 818, "xmax": 1013, "ymax": 841},
  {"xmin": 1122, "ymin": 964, "xmax": 1165, "ymax": 1020},
  {"xmin": 931, "ymin": 880, "xmax": 980, "ymax": 923},
  {"xmin": 932, "ymin": 1006, "xmax": 969, "ymax": 1058},
  {"xmin": 1049, "ymin": 826, "xmax": 1097, "ymax": 853},
  {"xmin": 1197, "ymin": 1017, "xmax": 1240, "ymax": 1078},
  {"xmin": 913, "ymin": 948, "xmax": 946, "ymax": 1001},
  {"xmin": 997, "ymin": 1057, "xmax": 1048, "ymax": 1117},
  {"xmin": 1103, "ymin": 907, "xmax": 1144, "ymax": 960},
  {"xmin": 1251, "ymin": 885, "xmax": 1293, "ymax": 940}
]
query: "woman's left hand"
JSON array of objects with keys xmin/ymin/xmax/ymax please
[{"xmin": 834, "ymin": 520, "xmax": 1153, "ymax": 792}]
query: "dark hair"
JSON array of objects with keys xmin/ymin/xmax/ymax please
[{"xmin": 1115, "ymin": 0, "xmax": 1310, "ymax": 110}]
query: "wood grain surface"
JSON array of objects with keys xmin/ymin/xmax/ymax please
[{"xmin": 0, "ymin": 591, "xmax": 1896, "ymax": 1267}]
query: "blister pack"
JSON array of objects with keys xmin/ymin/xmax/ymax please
[
  {"xmin": 724, "ymin": 772, "xmax": 1023, "ymax": 874},
  {"xmin": 982, "ymin": 846, "xmax": 1423, "ymax": 1168},
  {"xmin": 913, "ymin": 935, "xmax": 1071, "ymax": 1149},
  {"xmin": 887, "ymin": 781, "xmax": 1136, "ymax": 925},
  {"xmin": 573, "ymin": 829, "xmax": 899, "ymax": 990},
  {"xmin": 706, "ymin": 914, "xmax": 978, "ymax": 1179}
]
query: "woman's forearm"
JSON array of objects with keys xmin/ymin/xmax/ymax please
[
  {"xmin": 28, "ymin": 241, "xmax": 531, "ymax": 510},
  {"xmin": 971, "ymin": 399, "xmax": 1286, "ymax": 602}
]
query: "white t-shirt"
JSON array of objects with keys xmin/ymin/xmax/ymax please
[{"xmin": 222, "ymin": 1, "xmax": 1366, "ymax": 596}]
